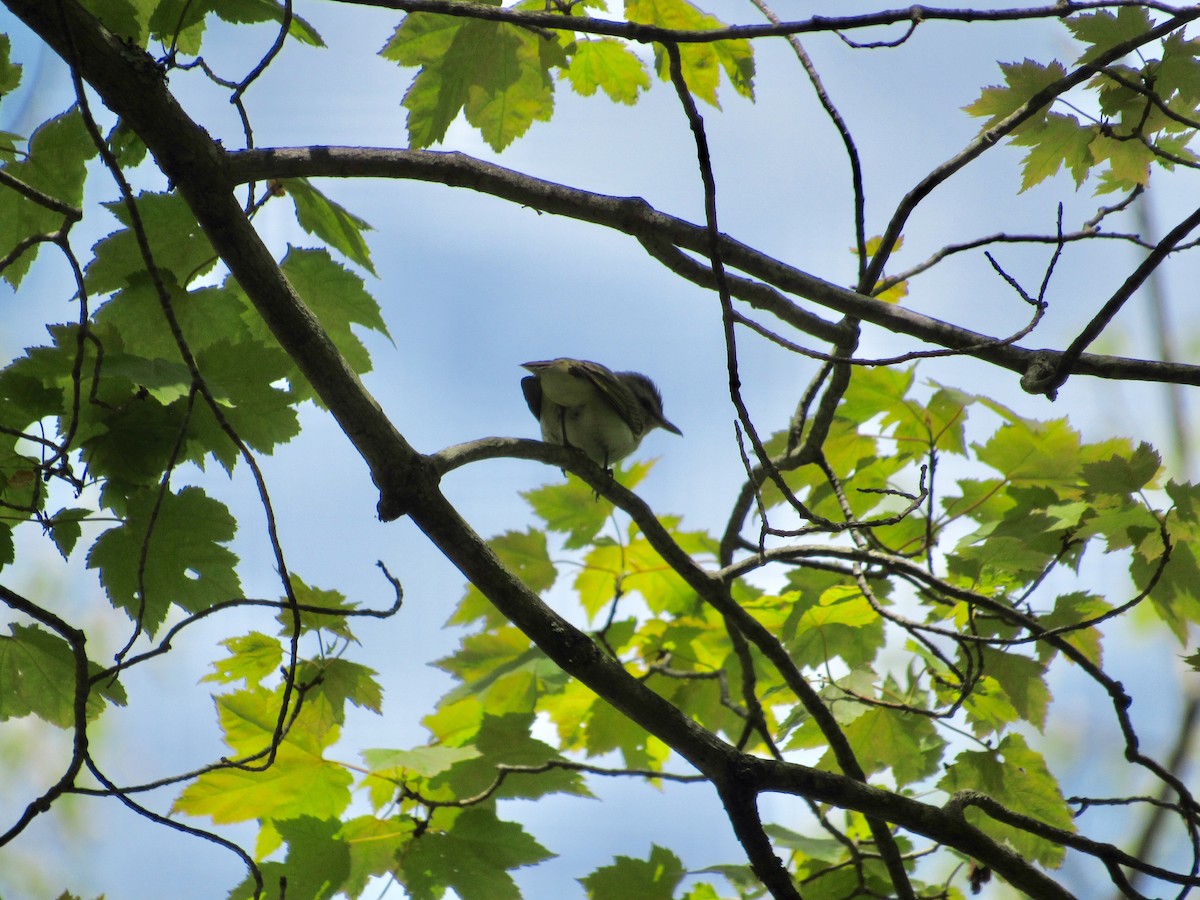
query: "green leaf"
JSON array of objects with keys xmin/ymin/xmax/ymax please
[
  {"xmin": 974, "ymin": 413, "xmax": 1081, "ymax": 488},
  {"xmin": 784, "ymin": 583, "xmax": 885, "ymax": 670},
  {"xmin": 436, "ymin": 627, "xmax": 546, "ymax": 717},
  {"xmin": 938, "ymin": 733, "xmax": 1075, "ymax": 867},
  {"xmin": 1065, "ymin": 8, "xmax": 1155, "ymax": 65},
  {"xmin": 0, "ymin": 109, "xmax": 97, "ymax": 288},
  {"xmin": 147, "ymin": 0, "xmax": 211, "ymax": 54},
  {"xmin": 47, "ymin": 507, "xmax": 91, "ymax": 560},
  {"xmin": 285, "ymin": 178, "xmax": 375, "ymax": 273},
  {"xmin": 627, "ymin": 0, "xmax": 754, "ymax": 107},
  {"xmin": 214, "ymin": 0, "xmax": 326, "ymax": 47},
  {"xmin": 300, "ymin": 657, "xmax": 384, "ymax": 722},
  {"xmin": 463, "ymin": 26, "xmax": 556, "ymax": 152},
  {"xmin": 432, "ymin": 713, "xmax": 588, "ymax": 802},
  {"xmin": 822, "ymin": 700, "xmax": 945, "ymax": 787},
  {"xmin": 275, "ymin": 577, "xmax": 361, "ymax": 640},
  {"xmin": 959, "ymin": 676, "xmax": 1019, "ymax": 737},
  {"xmin": 956, "ymin": 534, "xmax": 1056, "ymax": 582},
  {"xmin": 978, "ymin": 648, "xmax": 1050, "ymax": 731},
  {"xmin": 383, "ymin": 8, "xmax": 468, "ymax": 67},
  {"xmin": 229, "ymin": 816, "xmax": 350, "ymax": 900},
  {"xmin": 193, "ymin": 338, "xmax": 300, "ymax": 457},
  {"xmin": 762, "ymin": 823, "xmax": 847, "ymax": 863},
  {"xmin": 564, "ymin": 38, "xmax": 651, "ymax": 104},
  {"xmin": 1082, "ymin": 441, "xmax": 1161, "ymax": 495},
  {"xmin": 0, "ymin": 522, "xmax": 13, "ymax": 571},
  {"xmin": 1136, "ymin": 540, "xmax": 1200, "ymax": 642},
  {"xmin": 1039, "ymin": 592, "xmax": 1109, "ymax": 666},
  {"xmin": 339, "ymin": 815, "xmax": 417, "ymax": 897},
  {"xmin": 580, "ymin": 844, "xmax": 685, "ymax": 899},
  {"xmin": 272, "ymin": 247, "xmax": 388, "ymax": 391},
  {"xmin": 363, "ymin": 745, "xmax": 483, "ymax": 779},
  {"xmin": 1159, "ymin": 33, "xmax": 1200, "ymax": 106},
  {"xmin": 86, "ymin": 192, "xmax": 217, "ymax": 295},
  {"xmin": 450, "ymin": 529, "xmax": 556, "ymax": 625},
  {"xmin": 201, "ymin": 632, "xmax": 283, "ymax": 686},
  {"xmin": 106, "ymin": 118, "xmax": 148, "ymax": 169},
  {"xmin": 76, "ymin": 387, "xmax": 196, "ymax": 486},
  {"xmin": 0, "ymin": 624, "xmax": 82, "ymax": 726},
  {"xmin": 522, "ymin": 461, "xmax": 653, "ymax": 550},
  {"xmin": 962, "ymin": 59, "xmax": 1067, "ymax": 132},
  {"xmin": 0, "ymin": 624, "xmax": 121, "ymax": 725},
  {"xmin": 79, "ymin": 0, "xmax": 156, "ymax": 44},
  {"xmin": 580, "ymin": 694, "xmax": 670, "ymax": 770},
  {"xmin": 86, "ymin": 486, "xmax": 242, "ymax": 633},
  {"xmin": 92, "ymin": 277, "xmax": 238, "ymax": 364},
  {"xmin": 400, "ymin": 806, "xmax": 553, "ymax": 900},
  {"xmin": 363, "ymin": 743, "xmax": 482, "ymax": 811},
  {"xmin": 575, "ymin": 534, "xmax": 694, "ymax": 618},
  {"xmin": 0, "ymin": 439, "xmax": 47, "ymax": 523},
  {"xmin": 195, "ymin": 340, "xmax": 300, "ymax": 458},
  {"xmin": 832, "ymin": 364, "xmax": 914, "ymax": 432},
  {"xmin": 1010, "ymin": 112, "xmax": 1096, "ymax": 190},
  {"xmin": 386, "ymin": 11, "xmax": 557, "ymax": 151},
  {"xmin": 173, "ymin": 685, "xmax": 353, "ymax": 823},
  {"xmin": 0, "ymin": 33, "xmax": 22, "ymax": 96},
  {"xmin": 1088, "ymin": 132, "xmax": 1154, "ymax": 191}
]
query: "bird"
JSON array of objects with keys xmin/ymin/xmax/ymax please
[{"xmin": 520, "ymin": 358, "xmax": 682, "ymax": 469}]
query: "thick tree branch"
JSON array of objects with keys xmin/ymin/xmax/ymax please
[
  {"xmin": 428, "ymin": 437, "xmax": 1082, "ymax": 895},
  {"xmin": 2, "ymin": 0, "xmax": 425, "ymax": 521},
  {"xmin": 7, "ymin": 2, "xmax": 1194, "ymax": 896},
  {"xmin": 228, "ymin": 146, "xmax": 1200, "ymax": 390},
  {"xmin": 744, "ymin": 756, "xmax": 1078, "ymax": 900},
  {"xmin": 1035, "ymin": 203, "xmax": 1200, "ymax": 396}
]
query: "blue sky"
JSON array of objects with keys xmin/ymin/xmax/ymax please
[{"xmin": 1, "ymin": 2, "xmax": 1198, "ymax": 897}]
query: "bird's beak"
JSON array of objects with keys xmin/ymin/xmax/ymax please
[{"xmin": 658, "ymin": 416, "xmax": 683, "ymax": 436}]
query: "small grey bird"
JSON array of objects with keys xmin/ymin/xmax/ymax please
[{"xmin": 520, "ymin": 358, "xmax": 682, "ymax": 469}]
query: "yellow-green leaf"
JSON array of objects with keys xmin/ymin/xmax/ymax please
[
  {"xmin": 963, "ymin": 59, "xmax": 1067, "ymax": 132},
  {"xmin": 173, "ymin": 686, "xmax": 352, "ymax": 823},
  {"xmin": 564, "ymin": 38, "xmax": 650, "ymax": 104},
  {"xmin": 625, "ymin": 0, "xmax": 754, "ymax": 107}
]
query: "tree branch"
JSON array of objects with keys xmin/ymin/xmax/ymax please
[
  {"xmin": 861, "ymin": 7, "xmax": 1200, "ymax": 290},
  {"xmin": 8, "ymin": 3, "xmax": 1194, "ymax": 897},
  {"xmin": 0, "ymin": 583, "xmax": 90, "ymax": 846},
  {"xmin": 228, "ymin": 145, "xmax": 1200, "ymax": 389},
  {"xmin": 328, "ymin": 0, "xmax": 1194, "ymax": 44}
]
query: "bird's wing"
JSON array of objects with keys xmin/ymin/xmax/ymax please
[
  {"xmin": 571, "ymin": 361, "xmax": 645, "ymax": 434},
  {"xmin": 520, "ymin": 375, "xmax": 543, "ymax": 419}
]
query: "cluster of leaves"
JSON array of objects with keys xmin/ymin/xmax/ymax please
[
  {"xmin": 77, "ymin": 0, "xmax": 325, "ymax": 55},
  {"xmin": 383, "ymin": 0, "xmax": 754, "ymax": 150},
  {"xmin": 0, "ymin": 93, "xmax": 389, "ymax": 714},
  {"xmin": 5, "ymin": 0, "xmax": 1200, "ymax": 898},
  {"xmin": 155, "ymin": 362, "xmax": 1194, "ymax": 898},
  {"xmin": 965, "ymin": 7, "xmax": 1200, "ymax": 192}
]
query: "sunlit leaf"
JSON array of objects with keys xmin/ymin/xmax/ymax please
[
  {"xmin": 564, "ymin": 38, "xmax": 650, "ymax": 104},
  {"xmin": 173, "ymin": 686, "xmax": 353, "ymax": 823},
  {"xmin": 626, "ymin": 0, "xmax": 754, "ymax": 106}
]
